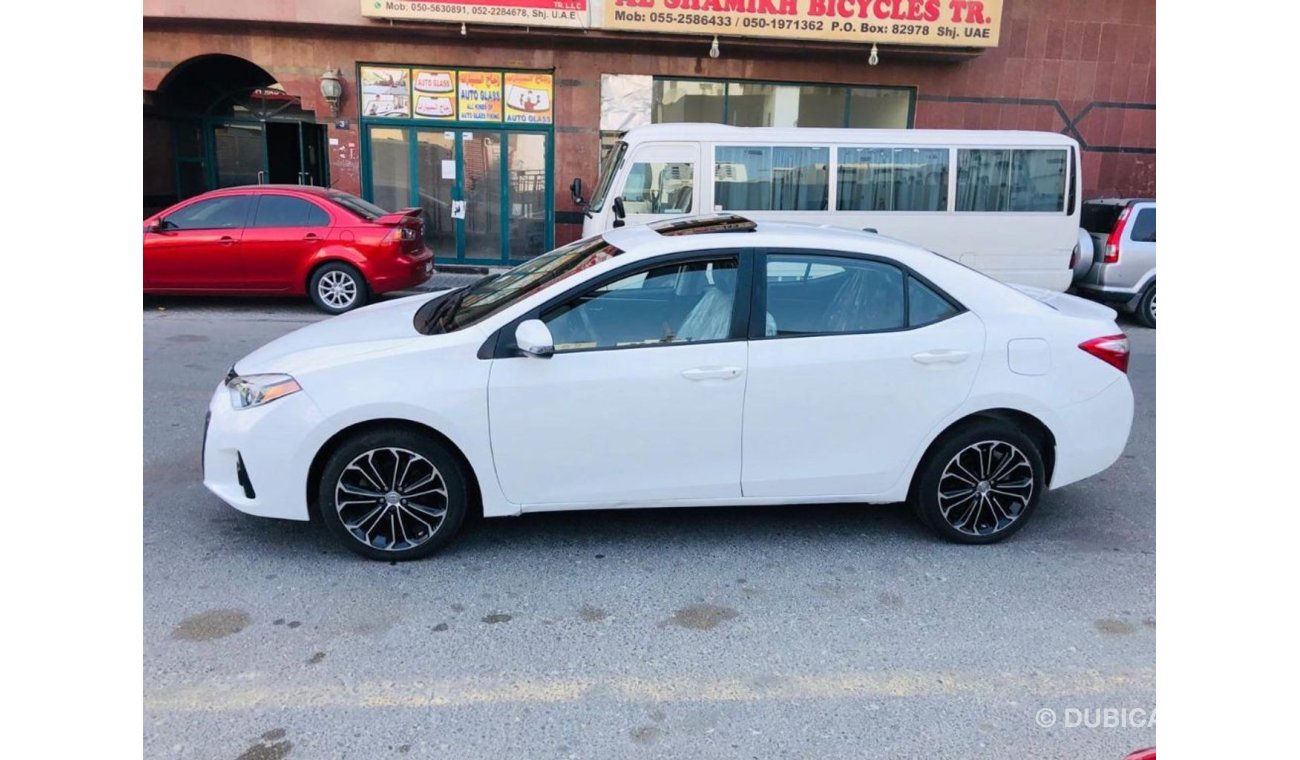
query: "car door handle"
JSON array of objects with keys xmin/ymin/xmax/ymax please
[
  {"xmin": 912, "ymin": 349, "xmax": 969, "ymax": 365},
  {"xmin": 218, "ymin": 236, "xmax": 236, "ymax": 246},
  {"xmin": 682, "ymin": 366, "xmax": 743, "ymax": 381},
  {"xmin": 303, "ymin": 233, "xmax": 318, "ymax": 240}
]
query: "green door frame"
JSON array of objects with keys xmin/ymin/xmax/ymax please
[{"xmin": 361, "ymin": 117, "xmax": 555, "ymax": 267}]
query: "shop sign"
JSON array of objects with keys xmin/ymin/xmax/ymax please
[
  {"xmin": 602, "ymin": 0, "xmax": 1003, "ymax": 47},
  {"xmin": 413, "ymin": 68, "xmax": 457, "ymax": 118},
  {"xmin": 458, "ymin": 71, "xmax": 505, "ymax": 122},
  {"xmin": 360, "ymin": 66, "xmax": 411, "ymax": 117},
  {"xmin": 361, "ymin": 0, "xmax": 590, "ymax": 29},
  {"xmin": 504, "ymin": 72, "xmax": 554, "ymax": 124}
]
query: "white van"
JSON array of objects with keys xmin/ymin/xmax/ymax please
[{"xmin": 572, "ymin": 124, "xmax": 1082, "ymax": 291}]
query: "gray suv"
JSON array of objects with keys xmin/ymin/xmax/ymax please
[{"xmin": 1076, "ymin": 199, "xmax": 1156, "ymax": 327}]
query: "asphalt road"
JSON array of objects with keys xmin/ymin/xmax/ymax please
[{"xmin": 144, "ymin": 294, "xmax": 1155, "ymax": 759}]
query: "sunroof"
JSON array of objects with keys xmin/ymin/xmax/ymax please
[{"xmin": 647, "ymin": 213, "xmax": 757, "ymax": 236}]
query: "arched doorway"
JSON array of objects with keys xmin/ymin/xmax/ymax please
[{"xmin": 144, "ymin": 54, "xmax": 329, "ymax": 217}]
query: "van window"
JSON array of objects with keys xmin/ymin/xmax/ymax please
[
  {"xmin": 714, "ymin": 146, "xmax": 829, "ymax": 211},
  {"xmin": 956, "ymin": 148, "xmax": 1067, "ymax": 212},
  {"xmin": 621, "ymin": 162, "xmax": 694, "ymax": 214},
  {"xmin": 837, "ymin": 147, "xmax": 948, "ymax": 211}
]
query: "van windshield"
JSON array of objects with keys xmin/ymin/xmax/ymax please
[{"xmin": 588, "ymin": 142, "xmax": 627, "ymax": 212}]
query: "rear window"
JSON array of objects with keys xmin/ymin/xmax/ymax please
[
  {"xmin": 327, "ymin": 190, "xmax": 389, "ymax": 221},
  {"xmin": 1081, "ymin": 203, "xmax": 1126, "ymax": 234}
]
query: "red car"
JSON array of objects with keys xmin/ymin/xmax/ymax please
[{"xmin": 143, "ymin": 186, "xmax": 434, "ymax": 314}]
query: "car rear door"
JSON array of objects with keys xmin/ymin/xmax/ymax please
[
  {"xmin": 741, "ymin": 250, "xmax": 985, "ymax": 499},
  {"xmin": 240, "ymin": 194, "xmax": 333, "ymax": 292},
  {"xmin": 144, "ymin": 195, "xmax": 252, "ymax": 290}
]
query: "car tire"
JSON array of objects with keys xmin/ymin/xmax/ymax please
[
  {"xmin": 309, "ymin": 262, "xmax": 369, "ymax": 315},
  {"xmin": 911, "ymin": 420, "xmax": 1046, "ymax": 544},
  {"xmin": 1136, "ymin": 284, "xmax": 1156, "ymax": 328},
  {"xmin": 318, "ymin": 429, "xmax": 469, "ymax": 561}
]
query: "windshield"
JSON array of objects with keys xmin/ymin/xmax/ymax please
[
  {"xmin": 414, "ymin": 235, "xmax": 625, "ymax": 335},
  {"xmin": 588, "ymin": 141, "xmax": 627, "ymax": 212},
  {"xmin": 327, "ymin": 190, "xmax": 390, "ymax": 221}
]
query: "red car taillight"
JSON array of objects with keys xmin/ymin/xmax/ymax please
[
  {"xmin": 1103, "ymin": 206, "xmax": 1131, "ymax": 264},
  {"xmin": 1079, "ymin": 334, "xmax": 1130, "ymax": 373},
  {"xmin": 382, "ymin": 226, "xmax": 418, "ymax": 245}
]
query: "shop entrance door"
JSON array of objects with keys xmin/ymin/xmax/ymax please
[
  {"xmin": 366, "ymin": 126, "xmax": 551, "ymax": 264},
  {"xmin": 211, "ymin": 120, "xmax": 329, "ymax": 188}
]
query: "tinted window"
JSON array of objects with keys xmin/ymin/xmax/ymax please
[
  {"xmin": 837, "ymin": 147, "xmax": 948, "ymax": 211},
  {"xmin": 956, "ymin": 148, "xmax": 1066, "ymax": 212},
  {"xmin": 163, "ymin": 196, "xmax": 250, "ymax": 230},
  {"xmin": 714, "ymin": 146, "xmax": 829, "ymax": 211},
  {"xmin": 908, "ymin": 277, "xmax": 959, "ymax": 326},
  {"xmin": 764, "ymin": 254, "xmax": 904, "ymax": 336},
  {"xmin": 543, "ymin": 258, "xmax": 739, "ymax": 351},
  {"xmin": 251, "ymin": 196, "xmax": 330, "ymax": 228},
  {"xmin": 328, "ymin": 190, "xmax": 389, "ymax": 221},
  {"xmin": 1129, "ymin": 208, "xmax": 1156, "ymax": 242},
  {"xmin": 1081, "ymin": 202, "xmax": 1126, "ymax": 234}
]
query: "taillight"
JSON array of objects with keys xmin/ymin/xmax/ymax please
[
  {"xmin": 1079, "ymin": 334, "xmax": 1130, "ymax": 373},
  {"xmin": 1103, "ymin": 206, "xmax": 1131, "ymax": 264},
  {"xmin": 382, "ymin": 226, "xmax": 417, "ymax": 245}
]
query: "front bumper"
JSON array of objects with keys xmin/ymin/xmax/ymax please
[
  {"xmin": 202, "ymin": 381, "xmax": 325, "ymax": 521},
  {"xmin": 1049, "ymin": 376, "xmax": 1135, "ymax": 489}
]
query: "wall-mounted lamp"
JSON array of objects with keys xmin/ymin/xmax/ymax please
[
  {"xmin": 461, "ymin": 22, "xmax": 467, "ymax": 36},
  {"xmin": 868, "ymin": 44, "xmax": 879, "ymax": 66},
  {"xmin": 319, "ymin": 66, "xmax": 344, "ymax": 116},
  {"xmin": 709, "ymin": 35, "xmax": 720, "ymax": 59}
]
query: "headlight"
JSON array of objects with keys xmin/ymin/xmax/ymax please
[{"xmin": 226, "ymin": 373, "xmax": 301, "ymax": 410}]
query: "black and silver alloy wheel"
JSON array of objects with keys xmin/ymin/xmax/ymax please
[
  {"xmin": 335, "ymin": 447, "xmax": 448, "ymax": 552},
  {"xmin": 319, "ymin": 429, "xmax": 468, "ymax": 560},
  {"xmin": 912, "ymin": 421, "xmax": 1045, "ymax": 544},
  {"xmin": 936, "ymin": 440, "xmax": 1034, "ymax": 537}
]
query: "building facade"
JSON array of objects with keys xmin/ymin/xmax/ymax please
[{"xmin": 143, "ymin": 0, "xmax": 1155, "ymax": 266}]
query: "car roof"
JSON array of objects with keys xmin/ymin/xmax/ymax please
[
  {"xmin": 602, "ymin": 216, "xmax": 930, "ymax": 263},
  {"xmin": 1085, "ymin": 197, "xmax": 1156, "ymax": 206},
  {"xmin": 205, "ymin": 184, "xmax": 338, "ymax": 197}
]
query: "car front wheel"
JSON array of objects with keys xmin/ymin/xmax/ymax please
[
  {"xmin": 318, "ymin": 429, "xmax": 468, "ymax": 560},
  {"xmin": 912, "ymin": 421, "xmax": 1045, "ymax": 544},
  {"xmin": 309, "ymin": 262, "xmax": 369, "ymax": 314}
]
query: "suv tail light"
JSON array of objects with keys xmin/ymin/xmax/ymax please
[
  {"xmin": 1079, "ymin": 334, "xmax": 1130, "ymax": 373},
  {"xmin": 1103, "ymin": 206, "xmax": 1131, "ymax": 264}
]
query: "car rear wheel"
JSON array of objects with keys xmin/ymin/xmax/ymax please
[
  {"xmin": 318, "ymin": 429, "xmax": 468, "ymax": 560},
  {"xmin": 912, "ymin": 421, "xmax": 1045, "ymax": 544},
  {"xmin": 1136, "ymin": 285, "xmax": 1156, "ymax": 328},
  {"xmin": 309, "ymin": 262, "xmax": 368, "ymax": 314}
]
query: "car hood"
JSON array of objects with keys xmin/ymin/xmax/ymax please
[{"xmin": 234, "ymin": 292, "xmax": 448, "ymax": 376}]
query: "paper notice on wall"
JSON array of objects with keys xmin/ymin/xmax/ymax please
[
  {"xmin": 451, "ymin": 200, "xmax": 466, "ymax": 220},
  {"xmin": 441, "ymin": 159, "xmax": 456, "ymax": 179}
]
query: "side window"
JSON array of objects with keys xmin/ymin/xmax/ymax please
[
  {"xmin": 714, "ymin": 146, "xmax": 829, "ymax": 211},
  {"xmin": 163, "ymin": 196, "xmax": 250, "ymax": 230},
  {"xmin": 837, "ymin": 147, "xmax": 949, "ymax": 211},
  {"xmin": 621, "ymin": 162, "xmax": 694, "ymax": 215},
  {"xmin": 908, "ymin": 276, "xmax": 959, "ymax": 327},
  {"xmin": 956, "ymin": 148, "xmax": 1066, "ymax": 212},
  {"xmin": 542, "ymin": 257, "xmax": 739, "ymax": 351},
  {"xmin": 251, "ymin": 196, "xmax": 331, "ymax": 228},
  {"xmin": 1129, "ymin": 208, "xmax": 1156, "ymax": 242},
  {"xmin": 764, "ymin": 254, "xmax": 905, "ymax": 336}
]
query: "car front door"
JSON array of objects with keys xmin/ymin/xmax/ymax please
[
  {"xmin": 741, "ymin": 250, "xmax": 985, "ymax": 498},
  {"xmin": 145, "ymin": 195, "xmax": 252, "ymax": 290},
  {"xmin": 487, "ymin": 252, "xmax": 750, "ymax": 507},
  {"xmin": 240, "ymin": 194, "xmax": 333, "ymax": 292}
]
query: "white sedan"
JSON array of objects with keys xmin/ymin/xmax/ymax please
[{"xmin": 204, "ymin": 215, "xmax": 1134, "ymax": 560}]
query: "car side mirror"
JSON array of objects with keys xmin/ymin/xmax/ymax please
[
  {"xmin": 515, "ymin": 319, "xmax": 554, "ymax": 358},
  {"xmin": 145, "ymin": 219, "xmax": 163, "ymax": 233},
  {"xmin": 612, "ymin": 197, "xmax": 626, "ymax": 228},
  {"xmin": 569, "ymin": 177, "xmax": 586, "ymax": 207}
]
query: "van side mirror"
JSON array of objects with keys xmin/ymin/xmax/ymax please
[
  {"xmin": 612, "ymin": 197, "xmax": 626, "ymax": 228},
  {"xmin": 569, "ymin": 178, "xmax": 586, "ymax": 206},
  {"xmin": 515, "ymin": 319, "xmax": 554, "ymax": 358}
]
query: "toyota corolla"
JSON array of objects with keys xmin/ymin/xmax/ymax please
[{"xmin": 203, "ymin": 215, "xmax": 1134, "ymax": 560}]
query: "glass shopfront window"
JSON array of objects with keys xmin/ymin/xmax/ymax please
[{"xmin": 654, "ymin": 78, "xmax": 913, "ymax": 129}]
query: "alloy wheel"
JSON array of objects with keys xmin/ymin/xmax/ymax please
[
  {"xmin": 334, "ymin": 447, "xmax": 448, "ymax": 552},
  {"xmin": 936, "ymin": 440, "xmax": 1034, "ymax": 537},
  {"xmin": 318, "ymin": 270, "xmax": 358, "ymax": 309}
]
